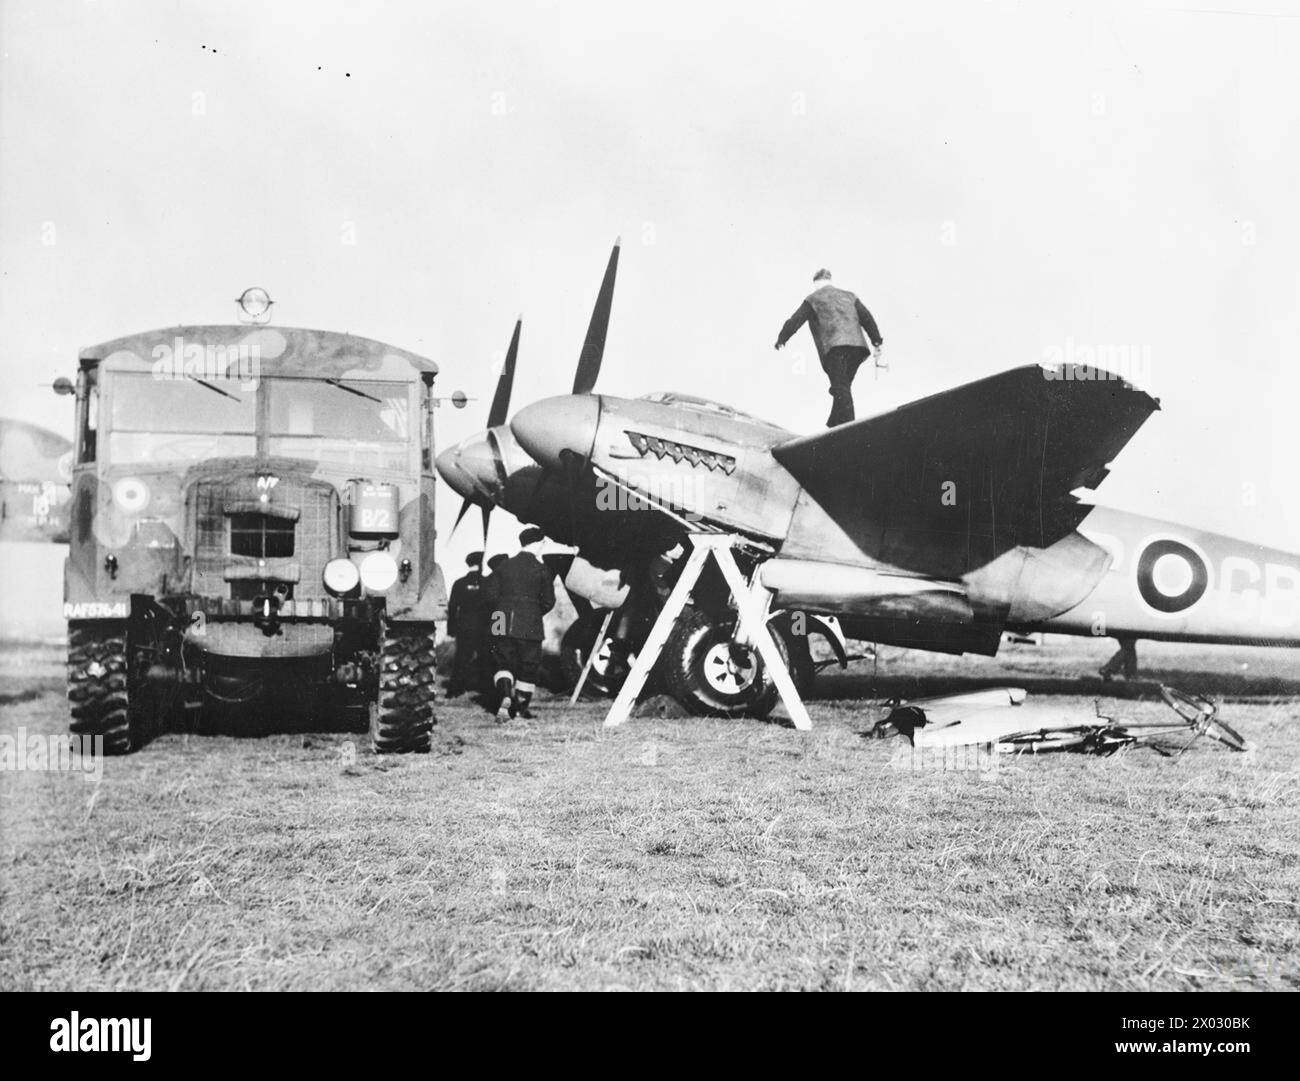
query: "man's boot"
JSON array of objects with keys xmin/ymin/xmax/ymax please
[
  {"xmin": 827, "ymin": 382, "xmax": 857, "ymax": 427},
  {"xmin": 494, "ymin": 672, "xmax": 514, "ymax": 723},
  {"xmin": 514, "ymin": 682, "xmax": 535, "ymax": 720},
  {"xmin": 1099, "ymin": 638, "xmax": 1139, "ymax": 681}
]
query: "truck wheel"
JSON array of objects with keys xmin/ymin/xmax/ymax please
[
  {"xmin": 372, "ymin": 623, "xmax": 437, "ymax": 754},
  {"xmin": 67, "ymin": 621, "xmax": 136, "ymax": 755},
  {"xmin": 661, "ymin": 609, "xmax": 811, "ymax": 719}
]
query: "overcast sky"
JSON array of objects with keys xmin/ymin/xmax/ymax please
[{"xmin": 2, "ymin": 0, "xmax": 1297, "ymax": 573}]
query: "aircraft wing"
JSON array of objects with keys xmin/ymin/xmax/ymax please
[
  {"xmin": 0, "ymin": 418, "xmax": 71, "ymax": 485},
  {"xmin": 0, "ymin": 419, "xmax": 73, "ymax": 544},
  {"xmin": 771, "ymin": 365, "xmax": 1158, "ymax": 578}
]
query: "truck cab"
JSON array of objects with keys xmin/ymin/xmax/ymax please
[{"xmin": 61, "ymin": 322, "xmax": 448, "ymax": 753}]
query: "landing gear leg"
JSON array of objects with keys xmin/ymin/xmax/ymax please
[{"xmin": 1100, "ymin": 637, "xmax": 1139, "ymax": 681}]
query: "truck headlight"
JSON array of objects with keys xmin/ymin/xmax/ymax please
[
  {"xmin": 323, "ymin": 557, "xmax": 360, "ymax": 595},
  {"xmin": 359, "ymin": 551, "xmax": 398, "ymax": 594}
]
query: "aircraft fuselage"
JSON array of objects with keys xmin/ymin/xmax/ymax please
[{"xmin": 439, "ymin": 389, "xmax": 1300, "ymax": 656}]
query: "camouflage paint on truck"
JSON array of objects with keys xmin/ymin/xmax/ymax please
[
  {"xmin": 65, "ymin": 325, "xmax": 445, "ymax": 628},
  {"xmin": 61, "ymin": 324, "xmax": 449, "ymax": 753}
]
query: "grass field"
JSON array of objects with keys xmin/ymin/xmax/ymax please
[{"xmin": 1, "ymin": 636, "xmax": 1297, "ymax": 991}]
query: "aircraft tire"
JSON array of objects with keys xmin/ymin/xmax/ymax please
[
  {"xmin": 559, "ymin": 610, "xmax": 628, "ymax": 697},
  {"xmin": 371, "ymin": 623, "xmax": 436, "ymax": 754},
  {"xmin": 661, "ymin": 609, "xmax": 811, "ymax": 719}
]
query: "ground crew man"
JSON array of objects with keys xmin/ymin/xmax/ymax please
[
  {"xmin": 775, "ymin": 268, "xmax": 884, "ymax": 427},
  {"xmin": 480, "ymin": 553, "xmax": 509, "ymax": 694},
  {"xmin": 487, "ymin": 528, "xmax": 555, "ymax": 722},
  {"xmin": 445, "ymin": 552, "xmax": 487, "ymax": 697}
]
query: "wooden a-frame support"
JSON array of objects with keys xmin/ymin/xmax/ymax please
[{"xmin": 603, "ymin": 534, "xmax": 812, "ymax": 731}]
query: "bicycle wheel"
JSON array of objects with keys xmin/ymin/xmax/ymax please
[
  {"xmin": 1202, "ymin": 716, "xmax": 1249, "ymax": 752},
  {"xmin": 1160, "ymin": 684, "xmax": 1215, "ymax": 724}
]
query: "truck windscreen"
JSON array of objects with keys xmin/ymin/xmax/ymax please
[
  {"xmin": 266, "ymin": 379, "xmax": 410, "ymax": 472},
  {"xmin": 107, "ymin": 371, "xmax": 257, "ymax": 464},
  {"xmin": 102, "ymin": 373, "xmax": 413, "ymax": 471}
]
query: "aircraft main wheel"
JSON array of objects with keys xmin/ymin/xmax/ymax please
[
  {"xmin": 67, "ymin": 621, "xmax": 138, "ymax": 755},
  {"xmin": 661, "ymin": 610, "xmax": 811, "ymax": 719},
  {"xmin": 559, "ymin": 610, "xmax": 630, "ymax": 697},
  {"xmin": 371, "ymin": 623, "xmax": 437, "ymax": 754}
]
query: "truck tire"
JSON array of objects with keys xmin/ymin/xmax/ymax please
[
  {"xmin": 372, "ymin": 623, "xmax": 437, "ymax": 754},
  {"xmin": 67, "ymin": 621, "xmax": 136, "ymax": 755},
  {"xmin": 661, "ymin": 609, "xmax": 813, "ymax": 720}
]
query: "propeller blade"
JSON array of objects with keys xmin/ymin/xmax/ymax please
[
  {"xmin": 451, "ymin": 497, "xmax": 474, "ymax": 535},
  {"xmin": 487, "ymin": 318, "xmax": 521, "ymax": 429},
  {"xmin": 450, "ymin": 493, "xmax": 493, "ymax": 542},
  {"xmin": 571, "ymin": 238, "xmax": 620, "ymax": 395}
]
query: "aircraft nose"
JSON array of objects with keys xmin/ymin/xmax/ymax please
[
  {"xmin": 435, "ymin": 432, "xmax": 501, "ymax": 500},
  {"xmin": 510, "ymin": 395, "xmax": 600, "ymax": 467}
]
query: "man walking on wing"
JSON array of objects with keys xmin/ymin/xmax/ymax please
[
  {"xmin": 775, "ymin": 268, "xmax": 884, "ymax": 426},
  {"xmin": 487, "ymin": 528, "xmax": 556, "ymax": 722}
]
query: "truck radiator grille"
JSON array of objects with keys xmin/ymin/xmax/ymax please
[
  {"xmin": 190, "ymin": 476, "xmax": 340, "ymax": 600},
  {"xmin": 229, "ymin": 513, "xmax": 296, "ymax": 558}
]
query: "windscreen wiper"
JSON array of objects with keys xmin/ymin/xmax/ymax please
[
  {"xmin": 323, "ymin": 378, "xmax": 382, "ymax": 403},
  {"xmin": 185, "ymin": 374, "xmax": 241, "ymax": 402}
]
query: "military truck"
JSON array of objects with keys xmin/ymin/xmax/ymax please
[{"xmin": 55, "ymin": 317, "xmax": 450, "ymax": 754}]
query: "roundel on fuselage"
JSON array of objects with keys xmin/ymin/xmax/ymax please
[{"xmin": 1136, "ymin": 539, "xmax": 1208, "ymax": 614}]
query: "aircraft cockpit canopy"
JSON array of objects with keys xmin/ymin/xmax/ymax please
[{"xmin": 637, "ymin": 392, "xmax": 782, "ymax": 430}]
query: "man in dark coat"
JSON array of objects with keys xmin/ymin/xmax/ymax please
[
  {"xmin": 775, "ymin": 268, "xmax": 884, "ymax": 426},
  {"xmin": 487, "ymin": 528, "xmax": 555, "ymax": 721},
  {"xmin": 445, "ymin": 552, "xmax": 486, "ymax": 697},
  {"xmin": 479, "ymin": 553, "xmax": 509, "ymax": 693}
]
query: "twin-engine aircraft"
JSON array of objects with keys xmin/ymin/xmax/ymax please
[{"xmin": 437, "ymin": 241, "xmax": 1300, "ymax": 715}]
